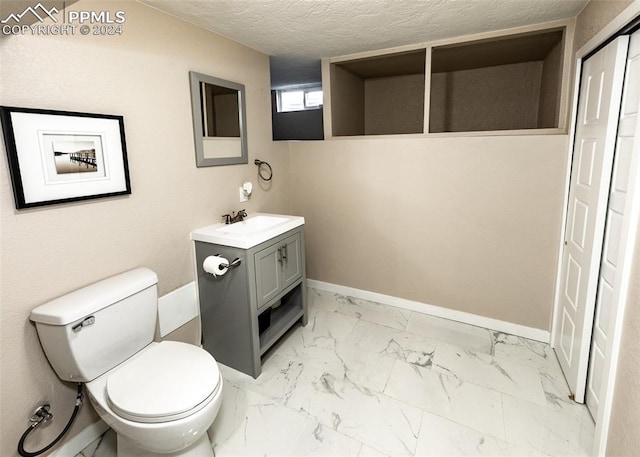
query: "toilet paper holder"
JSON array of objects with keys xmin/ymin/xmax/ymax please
[{"xmin": 217, "ymin": 256, "xmax": 242, "ymax": 272}]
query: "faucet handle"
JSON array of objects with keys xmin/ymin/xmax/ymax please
[{"xmin": 221, "ymin": 214, "xmax": 231, "ymax": 224}]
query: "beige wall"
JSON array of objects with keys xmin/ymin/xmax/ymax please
[
  {"xmin": 574, "ymin": 0, "xmax": 635, "ymax": 52},
  {"xmin": 0, "ymin": 1, "xmax": 289, "ymax": 455},
  {"xmin": 331, "ymin": 65, "xmax": 365, "ymax": 136},
  {"xmin": 538, "ymin": 39, "xmax": 563, "ymax": 128},
  {"xmin": 606, "ymin": 234, "xmax": 640, "ymax": 456},
  {"xmin": 364, "ymin": 74, "xmax": 425, "ymax": 135},
  {"xmin": 430, "ymin": 62, "xmax": 543, "ymax": 132},
  {"xmin": 289, "ymin": 135, "xmax": 568, "ymax": 330}
]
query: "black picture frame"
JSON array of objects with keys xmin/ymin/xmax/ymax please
[{"xmin": 0, "ymin": 106, "xmax": 131, "ymax": 209}]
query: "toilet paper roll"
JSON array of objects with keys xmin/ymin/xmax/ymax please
[{"xmin": 203, "ymin": 255, "xmax": 229, "ymax": 277}]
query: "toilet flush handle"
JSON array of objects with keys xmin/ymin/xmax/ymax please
[{"xmin": 72, "ymin": 316, "xmax": 95, "ymax": 333}]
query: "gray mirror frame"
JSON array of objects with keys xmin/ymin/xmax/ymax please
[{"xmin": 189, "ymin": 71, "xmax": 248, "ymax": 167}]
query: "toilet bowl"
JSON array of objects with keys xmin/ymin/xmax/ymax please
[
  {"xmin": 87, "ymin": 341, "xmax": 223, "ymax": 455},
  {"xmin": 30, "ymin": 268, "xmax": 223, "ymax": 456}
]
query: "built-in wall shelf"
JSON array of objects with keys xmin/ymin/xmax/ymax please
[
  {"xmin": 325, "ymin": 21, "xmax": 571, "ymax": 138},
  {"xmin": 331, "ymin": 49, "xmax": 426, "ymax": 136},
  {"xmin": 430, "ymin": 28, "xmax": 565, "ymax": 133}
]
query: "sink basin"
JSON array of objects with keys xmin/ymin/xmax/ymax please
[
  {"xmin": 215, "ymin": 215, "xmax": 289, "ymax": 234},
  {"xmin": 191, "ymin": 213, "xmax": 304, "ymax": 249}
]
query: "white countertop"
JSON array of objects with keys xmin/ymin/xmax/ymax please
[{"xmin": 190, "ymin": 213, "xmax": 305, "ymax": 249}]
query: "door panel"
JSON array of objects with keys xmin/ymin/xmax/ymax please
[
  {"xmin": 559, "ymin": 308, "xmax": 576, "ymax": 365},
  {"xmin": 584, "ymin": 60, "xmax": 605, "ymax": 120},
  {"xmin": 255, "ymin": 243, "xmax": 281, "ymax": 308},
  {"xmin": 554, "ymin": 36, "xmax": 629, "ymax": 402},
  {"xmin": 282, "ymin": 233, "xmax": 302, "ymax": 289},
  {"xmin": 571, "ymin": 199, "xmax": 589, "ymax": 249},
  {"xmin": 586, "ymin": 32, "xmax": 640, "ymax": 418}
]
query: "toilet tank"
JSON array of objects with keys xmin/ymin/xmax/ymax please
[{"xmin": 30, "ymin": 268, "xmax": 158, "ymax": 382}]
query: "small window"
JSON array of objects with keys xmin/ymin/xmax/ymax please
[
  {"xmin": 277, "ymin": 86, "xmax": 323, "ymax": 112},
  {"xmin": 304, "ymin": 90, "xmax": 323, "ymax": 108}
]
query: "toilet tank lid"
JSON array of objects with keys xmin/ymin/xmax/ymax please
[{"xmin": 30, "ymin": 268, "xmax": 158, "ymax": 326}]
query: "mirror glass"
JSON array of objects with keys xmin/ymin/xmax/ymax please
[{"xmin": 189, "ymin": 71, "xmax": 248, "ymax": 167}]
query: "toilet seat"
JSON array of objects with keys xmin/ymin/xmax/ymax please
[{"xmin": 106, "ymin": 341, "xmax": 220, "ymax": 423}]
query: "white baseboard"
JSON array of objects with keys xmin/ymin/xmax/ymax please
[
  {"xmin": 50, "ymin": 420, "xmax": 109, "ymax": 457},
  {"xmin": 307, "ymin": 279, "xmax": 550, "ymax": 343}
]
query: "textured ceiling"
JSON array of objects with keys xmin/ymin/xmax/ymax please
[{"xmin": 140, "ymin": 0, "xmax": 589, "ymax": 87}]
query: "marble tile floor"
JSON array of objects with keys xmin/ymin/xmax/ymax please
[{"xmin": 76, "ymin": 287, "xmax": 594, "ymax": 457}]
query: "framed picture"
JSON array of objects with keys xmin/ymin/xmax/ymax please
[{"xmin": 0, "ymin": 106, "xmax": 131, "ymax": 209}]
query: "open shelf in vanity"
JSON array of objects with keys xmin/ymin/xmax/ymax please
[{"xmin": 258, "ymin": 285, "xmax": 304, "ymax": 355}]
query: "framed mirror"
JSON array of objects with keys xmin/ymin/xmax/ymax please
[{"xmin": 189, "ymin": 71, "xmax": 248, "ymax": 167}]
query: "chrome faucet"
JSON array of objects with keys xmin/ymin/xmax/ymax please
[{"xmin": 222, "ymin": 209, "xmax": 247, "ymax": 224}]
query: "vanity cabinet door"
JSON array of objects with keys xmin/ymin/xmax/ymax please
[
  {"xmin": 281, "ymin": 233, "xmax": 302, "ymax": 289},
  {"xmin": 255, "ymin": 243, "xmax": 281, "ymax": 308},
  {"xmin": 254, "ymin": 232, "xmax": 302, "ymax": 309}
]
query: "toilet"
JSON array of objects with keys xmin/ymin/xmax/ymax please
[{"xmin": 30, "ymin": 267, "xmax": 223, "ymax": 457}]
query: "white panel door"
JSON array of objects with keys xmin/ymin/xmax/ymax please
[
  {"xmin": 554, "ymin": 36, "xmax": 629, "ymax": 402},
  {"xmin": 587, "ymin": 32, "xmax": 640, "ymax": 419}
]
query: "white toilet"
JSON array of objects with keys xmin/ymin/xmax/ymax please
[{"xmin": 30, "ymin": 267, "xmax": 223, "ymax": 457}]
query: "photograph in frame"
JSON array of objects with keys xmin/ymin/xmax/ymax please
[{"xmin": 0, "ymin": 106, "xmax": 130, "ymax": 209}]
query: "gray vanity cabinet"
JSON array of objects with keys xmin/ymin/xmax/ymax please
[{"xmin": 194, "ymin": 226, "xmax": 307, "ymax": 378}]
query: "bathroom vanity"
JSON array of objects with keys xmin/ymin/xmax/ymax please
[{"xmin": 191, "ymin": 214, "xmax": 307, "ymax": 378}]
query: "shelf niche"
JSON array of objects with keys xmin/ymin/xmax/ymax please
[
  {"xmin": 331, "ymin": 49, "xmax": 426, "ymax": 136},
  {"xmin": 429, "ymin": 28, "xmax": 565, "ymax": 133}
]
